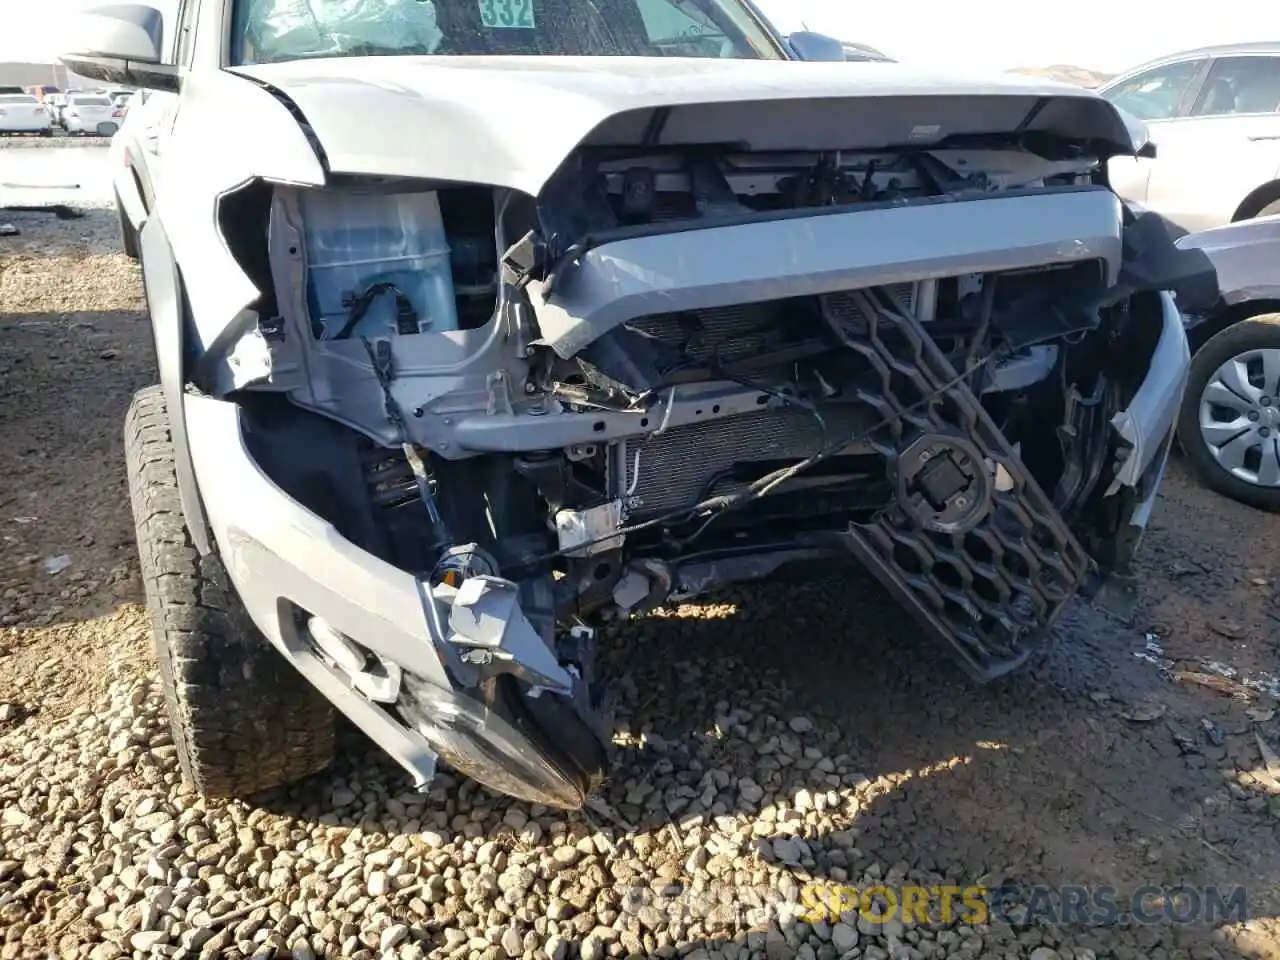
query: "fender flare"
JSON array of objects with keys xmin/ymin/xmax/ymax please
[{"xmin": 138, "ymin": 214, "xmax": 213, "ymax": 555}]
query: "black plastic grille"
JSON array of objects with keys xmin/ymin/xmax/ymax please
[{"xmin": 827, "ymin": 290, "xmax": 1094, "ymax": 680}]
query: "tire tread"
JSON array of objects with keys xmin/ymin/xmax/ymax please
[{"xmin": 125, "ymin": 385, "xmax": 334, "ymax": 797}]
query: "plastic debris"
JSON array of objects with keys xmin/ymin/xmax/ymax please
[{"xmin": 42, "ymin": 555, "xmax": 71, "ymax": 575}]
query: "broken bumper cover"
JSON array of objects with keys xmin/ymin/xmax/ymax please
[
  {"xmin": 182, "ymin": 393, "xmax": 591, "ymax": 804},
  {"xmin": 1112, "ymin": 291, "xmax": 1189, "ymax": 489}
]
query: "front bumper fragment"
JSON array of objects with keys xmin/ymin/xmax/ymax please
[
  {"xmin": 184, "ymin": 393, "xmax": 453, "ymax": 787},
  {"xmin": 183, "ymin": 394, "xmax": 598, "ymax": 805},
  {"xmin": 1110, "ymin": 292, "xmax": 1190, "ymax": 490}
]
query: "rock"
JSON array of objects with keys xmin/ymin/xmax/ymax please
[
  {"xmin": 129, "ymin": 930, "xmax": 169, "ymax": 951},
  {"xmin": 547, "ymin": 898, "xmax": 575, "ymax": 920},
  {"xmin": 380, "ymin": 924, "xmax": 409, "ymax": 951},
  {"xmin": 580, "ymin": 935, "xmax": 605, "ymax": 960},
  {"xmin": 738, "ymin": 778, "xmax": 765, "ymax": 804},
  {"xmin": 331, "ymin": 787, "xmax": 357, "ymax": 807},
  {"xmin": 772, "ymin": 836, "xmax": 803, "ymax": 865},
  {"xmin": 789, "ymin": 717, "xmax": 814, "ymax": 734},
  {"xmin": 1030, "ymin": 950, "xmax": 1063, "ymax": 960},
  {"xmin": 832, "ymin": 923, "xmax": 858, "ymax": 951},
  {"xmin": 551, "ymin": 846, "xmax": 580, "ymax": 867},
  {"xmin": 500, "ymin": 926, "xmax": 523, "ymax": 957},
  {"xmin": 879, "ymin": 917, "xmax": 904, "ymax": 942}
]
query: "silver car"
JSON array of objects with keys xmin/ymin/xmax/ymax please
[
  {"xmin": 63, "ymin": 0, "xmax": 1199, "ymax": 809},
  {"xmin": 1175, "ymin": 215, "xmax": 1280, "ymax": 508},
  {"xmin": 1100, "ymin": 42, "xmax": 1280, "ymax": 233}
]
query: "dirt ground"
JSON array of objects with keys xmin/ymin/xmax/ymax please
[{"xmin": 3, "ymin": 204, "xmax": 1280, "ymax": 959}]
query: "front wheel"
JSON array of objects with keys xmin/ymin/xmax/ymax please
[
  {"xmin": 1177, "ymin": 313, "xmax": 1280, "ymax": 509},
  {"xmin": 125, "ymin": 385, "xmax": 336, "ymax": 796}
]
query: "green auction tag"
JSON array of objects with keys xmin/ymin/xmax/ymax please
[{"xmin": 478, "ymin": 0, "xmax": 536, "ymax": 28}]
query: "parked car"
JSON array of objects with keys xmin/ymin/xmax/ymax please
[
  {"xmin": 0, "ymin": 94, "xmax": 53, "ymax": 136},
  {"xmin": 64, "ymin": 0, "xmax": 1205, "ymax": 810},
  {"xmin": 61, "ymin": 93, "xmax": 120, "ymax": 136},
  {"xmin": 41, "ymin": 93, "xmax": 69, "ymax": 127},
  {"xmin": 1173, "ymin": 215, "xmax": 1280, "ymax": 507},
  {"xmin": 1100, "ymin": 42, "xmax": 1280, "ymax": 233}
]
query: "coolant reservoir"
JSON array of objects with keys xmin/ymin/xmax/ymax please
[{"xmin": 300, "ymin": 189, "xmax": 460, "ymax": 339}]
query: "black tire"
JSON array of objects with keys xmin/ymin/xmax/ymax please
[
  {"xmin": 116, "ymin": 194, "xmax": 140, "ymax": 261},
  {"xmin": 125, "ymin": 385, "xmax": 336, "ymax": 796},
  {"xmin": 1177, "ymin": 313, "xmax": 1280, "ymax": 510}
]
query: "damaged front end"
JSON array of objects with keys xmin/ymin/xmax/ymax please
[{"xmin": 187, "ymin": 92, "xmax": 1210, "ymax": 808}]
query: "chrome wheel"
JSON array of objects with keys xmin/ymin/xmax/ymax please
[{"xmin": 1198, "ymin": 347, "xmax": 1280, "ymax": 487}]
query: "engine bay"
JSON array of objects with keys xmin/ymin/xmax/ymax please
[
  {"xmin": 185, "ymin": 120, "xmax": 1204, "ymax": 807},
  {"xmin": 222, "ymin": 140, "xmax": 1163, "ymax": 621}
]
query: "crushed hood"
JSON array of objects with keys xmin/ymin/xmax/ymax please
[{"xmin": 230, "ymin": 56, "xmax": 1142, "ymax": 195}]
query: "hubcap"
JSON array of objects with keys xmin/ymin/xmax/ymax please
[{"xmin": 1198, "ymin": 347, "xmax": 1280, "ymax": 487}]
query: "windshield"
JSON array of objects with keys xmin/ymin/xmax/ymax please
[
  {"xmin": 230, "ymin": 0, "xmax": 782, "ymax": 65},
  {"xmin": 73, "ymin": 96, "xmax": 112, "ymax": 106},
  {"xmin": 0, "ymin": 95, "xmax": 38, "ymax": 104}
]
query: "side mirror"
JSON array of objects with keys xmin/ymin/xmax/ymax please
[
  {"xmin": 60, "ymin": 4, "xmax": 179, "ymax": 92},
  {"xmin": 786, "ymin": 31, "xmax": 847, "ymax": 63}
]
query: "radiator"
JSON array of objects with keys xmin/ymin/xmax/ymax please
[
  {"xmin": 616, "ymin": 404, "xmax": 874, "ymax": 519},
  {"xmin": 614, "ymin": 289, "xmax": 913, "ymax": 518}
]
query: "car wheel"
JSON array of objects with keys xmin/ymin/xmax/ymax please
[
  {"xmin": 125, "ymin": 385, "xmax": 336, "ymax": 797},
  {"xmin": 1176, "ymin": 314, "xmax": 1280, "ymax": 509}
]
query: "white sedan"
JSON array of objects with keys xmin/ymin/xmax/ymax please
[
  {"xmin": 0, "ymin": 94, "xmax": 52, "ymax": 136},
  {"xmin": 62, "ymin": 94, "xmax": 120, "ymax": 136}
]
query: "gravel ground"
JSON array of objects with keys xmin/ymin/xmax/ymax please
[{"xmin": 4, "ymin": 200, "xmax": 1280, "ymax": 960}]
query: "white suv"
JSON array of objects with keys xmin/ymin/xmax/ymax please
[
  {"xmin": 1100, "ymin": 42, "xmax": 1280, "ymax": 233},
  {"xmin": 61, "ymin": 0, "xmax": 1198, "ymax": 810}
]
